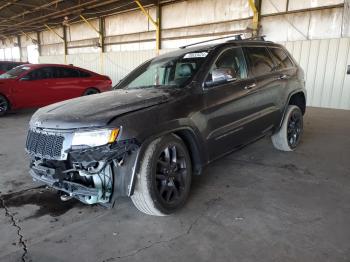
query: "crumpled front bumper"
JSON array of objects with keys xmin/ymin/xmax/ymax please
[
  {"xmin": 30, "ymin": 167, "xmax": 99, "ymax": 198},
  {"xmin": 28, "ymin": 139, "xmax": 140, "ymax": 204}
]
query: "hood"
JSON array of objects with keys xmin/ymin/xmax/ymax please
[{"xmin": 30, "ymin": 88, "xmax": 179, "ymax": 129}]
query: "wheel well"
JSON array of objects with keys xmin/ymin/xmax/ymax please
[
  {"xmin": 0, "ymin": 93, "xmax": 10, "ymax": 107},
  {"xmin": 289, "ymin": 92, "xmax": 306, "ymax": 115},
  {"xmin": 84, "ymin": 87, "xmax": 100, "ymax": 94},
  {"xmin": 174, "ymin": 130, "xmax": 203, "ymax": 176}
]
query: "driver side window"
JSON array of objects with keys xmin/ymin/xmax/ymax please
[
  {"xmin": 205, "ymin": 48, "xmax": 247, "ymax": 87},
  {"xmin": 27, "ymin": 68, "xmax": 53, "ymax": 80}
]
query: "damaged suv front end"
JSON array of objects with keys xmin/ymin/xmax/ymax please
[
  {"xmin": 26, "ymin": 125, "xmax": 139, "ymax": 205},
  {"xmin": 24, "ymin": 84, "xmax": 176, "ymax": 206}
]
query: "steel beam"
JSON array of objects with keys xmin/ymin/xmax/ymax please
[
  {"xmin": 135, "ymin": 0, "xmax": 161, "ymax": 53},
  {"xmin": 248, "ymin": 0, "xmax": 259, "ymax": 36}
]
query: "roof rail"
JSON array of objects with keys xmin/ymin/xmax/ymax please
[
  {"xmin": 179, "ymin": 34, "xmax": 242, "ymax": 49},
  {"xmin": 243, "ymin": 35, "xmax": 266, "ymax": 41}
]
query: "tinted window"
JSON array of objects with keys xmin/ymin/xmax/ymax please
[
  {"xmin": 78, "ymin": 70, "xmax": 91, "ymax": 77},
  {"xmin": 27, "ymin": 67, "xmax": 53, "ymax": 80},
  {"xmin": 205, "ymin": 48, "xmax": 247, "ymax": 86},
  {"xmin": 54, "ymin": 67, "xmax": 80, "ymax": 78},
  {"xmin": 125, "ymin": 52, "xmax": 208, "ymax": 89},
  {"xmin": 0, "ymin": 65, "xmax": 31, "ymax": 79},
  {"xmin": 245, "ymin": 47, "xmax": 275, "ymax": 76},
  {"xmin": 269, "ymin": 48, "xmax": 294, "ymax": 70}
]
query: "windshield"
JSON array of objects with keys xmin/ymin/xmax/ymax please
[
  {"xmin": 0, "ymin": 65, "xmax": 31, "ymax": 79},
  {"xmin": 122, "ymin": 51, "xmax": 209, "ymax": 89}
]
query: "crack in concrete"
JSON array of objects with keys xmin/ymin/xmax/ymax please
[
  {"xmin": 102, "ymin": 213, "xmax": 203, "ymax": 262},
  {"xmin": 0, "ymin": 197, "xmax": 28, "ymax": 262}
]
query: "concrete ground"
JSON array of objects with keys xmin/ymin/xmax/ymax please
[{"xmin": 0, "ymin": 107, "xmax": 349, "ymax": 262}]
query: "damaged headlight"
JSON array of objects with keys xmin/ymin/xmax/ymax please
[{"xmin": 72, "ymin": 128, "xmax": 120, "ymax": 147}]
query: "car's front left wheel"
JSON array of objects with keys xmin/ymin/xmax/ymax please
[
  {"xmin": 0, "ymin": 95, "xmax": 10, "ymax": 116},
  {"xmin": 131, "ymin": 134, "xmax": 192, "ymax": 216}
]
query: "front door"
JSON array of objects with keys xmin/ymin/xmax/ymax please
[
  {"xmin": 12, "ymin": 68, "xmax": 51, "ymax": 108},
  {"xmin": 201, "ymin": 47, "xmax": 258, "ymax": 160}
]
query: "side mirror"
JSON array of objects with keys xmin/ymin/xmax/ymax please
[
  {"xmin": 206, "ymin": 67, "xmax": 237, "ymax": 87},
  {"xmin": 347, "ymin": 65, "xmax": 350, "ymax": 75}
]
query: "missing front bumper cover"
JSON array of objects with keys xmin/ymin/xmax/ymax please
[
  {"xmin": 30, "ymin": 169, "xmax": 99, "ymax": 197},
  {"xmin": 28, "ymin": 139, "xmax": 140, "ymax": 205}
]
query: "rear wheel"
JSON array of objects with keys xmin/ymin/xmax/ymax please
[
  {"xmin": 83, "ymin": 88, "xmax": 99, "ymax": 96},
  {"xmin": 271, "ymin": 105, "xmax": 303, "ymax": 151},
  {"xmin": 0, "ymin": 95, "xmax": 10, "ymax": 116},
  {"xmin": 131, "ymin": 134, "xmax": 192, "ymax": 216}
]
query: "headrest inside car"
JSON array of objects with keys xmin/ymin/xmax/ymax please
[{"xmin": 178, "ymin": 63, "xmax": 193, "ymax": 77}]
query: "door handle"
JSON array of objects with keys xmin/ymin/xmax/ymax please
[{"xmin": 244, "ymin": 83, "xmax": 256, "ymax": 90}]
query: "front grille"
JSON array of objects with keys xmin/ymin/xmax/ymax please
[{"xmin": 26, "ymin": 129, "xmax": 64, "ymax": 159}]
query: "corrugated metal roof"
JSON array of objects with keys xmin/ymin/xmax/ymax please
[{"xmin": 0, "ymin": 0, "xmax": 179, "ymax": 38}]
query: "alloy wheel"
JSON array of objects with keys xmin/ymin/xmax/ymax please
[
  {"xmin": 0, "ymin": 97, "xmax": 8, "ymax": 113},
  {"xmin": 155, "ymin": 145, "xmax": 188, "ymax": 204},
  {"xmin": 287, "ymin": 110, "xmax": 302, "ymax": 148}
]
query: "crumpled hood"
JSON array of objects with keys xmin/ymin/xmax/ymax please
[{"xmin": 30, "ymin": 88, "xmax": 178, "ymax": 129}]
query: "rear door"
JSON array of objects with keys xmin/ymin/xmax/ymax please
[
  {"xmin": 201, "ymin": 46, "xmax": 259, "ymax": 159},
  {"xmin": 243, "ymin": 46, "xmax": 284, "ymax": 134},
  {"xmin": 51, "ymin": 67, "xmax": 85, "ymax": 102},
  {"xmin": 268, "ymin": 47, "xmax": 298, "ymax": 109}
]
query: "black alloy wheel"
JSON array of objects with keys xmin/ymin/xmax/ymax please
[
  {"xmin": 155, "ymin": 145, "xmax": 188, "ymax": 205},
  {"xmin": 0, "ymin": 95, "xmax": 9, "ymax": 115},
  {"xmin": 287, "ymin": 109, "xmax": 303, "ymax": 149}
]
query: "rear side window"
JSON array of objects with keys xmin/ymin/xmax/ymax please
[
  {"xmin": 245, "ymin": 47, "xmax": 275, "ymax": 77},
  {"xmin": 53, "ymin": 67, "xmax": 80, "ymax": 78},
  {"xmin": 269, "ymin": 48, "xmax": 294, "ymax": 70},
  {"xmin": 78, "ymin": 70, "xmax": 91, "ymax": 77}
]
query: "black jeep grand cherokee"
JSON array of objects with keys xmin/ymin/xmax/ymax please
[{"xmin": 26, "ymin": 37, "xmax": 306, "ymax": 216}]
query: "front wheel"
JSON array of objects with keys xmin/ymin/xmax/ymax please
[
  {"xmin": 0, "ymin": 95, "xmax": 10, "ymax": 116},
  {"xmin": 131, "ymin": 134, "xmax": 192, "ymax": 216},
  {"xmin": 83, "ymin": 88, "xmax": 99, "ymax": 96},
  {"xmin": 271, "ymin": 105, "xmax": 303, "ymax": 151}
]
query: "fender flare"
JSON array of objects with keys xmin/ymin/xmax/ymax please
[
  {"xmin": 279, "ymin": 89, "xmax": 306, "ymax": 128},
  {"xmin": 126, "ymin": 126, "xmax": 204, "ymax": 197}
]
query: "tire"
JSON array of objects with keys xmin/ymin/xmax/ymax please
[
  {"xmin": 131, "ymin": 134, "xmax": 192, "ymax": 216},
  {"xmin": 0, "ymin": 95, "xmax": 10, "ymax": 116},
  {"xmin": 83, "ymin": 88, "xmax": 99, "ymax": 96},
  {"xmin": 271, "ymin": 105, "xmax": 303, "ymax": 151}
]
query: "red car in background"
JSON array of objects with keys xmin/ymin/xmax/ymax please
[
  {"xmin": 0, "ymin": 61, "xmax": 26, "ymax": 74},
  {"xmin": 0, "ymin": 64, "xmax": 112, "ymax": 115}
]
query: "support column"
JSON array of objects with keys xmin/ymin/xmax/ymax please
[
  {"xmin": 99, "ymin": 17, "xmax": 106, "ymax": 53},
  {"xmin": 17, "ymin": 35, "xmax": 23, "ymax": 62},
  {"xmin": 135, "ymin": 0, "xmax": 160, "ymax": 54},
  {"xmin": 63, "ymin": 25, "xmax": 68, "ymax": 64},
  {"xmin": 36, "ymin": 31, "xmax": 41, "ymax": 57},
  {"xmin": 156, "ymin": 0, "xmax": 162, "ymax": 51}
]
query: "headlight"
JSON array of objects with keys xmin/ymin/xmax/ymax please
[{"xmin": 71, "ymin": 128, "xmax": 119, "ymax": 147}]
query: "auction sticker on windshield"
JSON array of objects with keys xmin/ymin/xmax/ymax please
[{"xmin": 184, "ymin": 52, "xmax": 208, "ymax": 59}]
